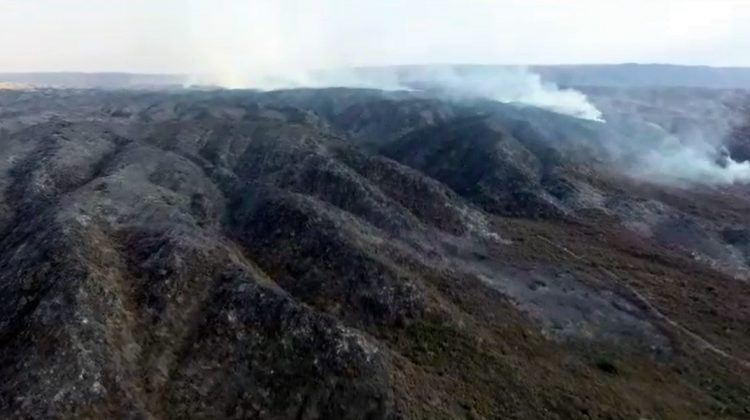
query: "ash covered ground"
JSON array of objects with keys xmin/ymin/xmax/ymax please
[{"xmin": 2, "ymin": 73, "xmax": 750, "ymax": 418}]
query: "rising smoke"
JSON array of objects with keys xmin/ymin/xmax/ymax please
[
  {"xmin": 187, "ymin": 0, "xmax": 748, "ymax": 185},
  {"xmin": 192, "ymin": 64, "xmax": 604, "ymax": 122},
  {"xmin": 634, "ymin": 130, "xmax": 750, "ymax": 185},
  {"xmin": 593, "ymin": 92, "xmax": 750, "ymax": 185},
  {"xmin": 187, "ymin": 1, "xmax": 604, "ymax": 121},
  {"xmin": 639, "ymin": 145, "xmax": 750, "ymax": 184},
  {"xmin": 358, "ymin": 66, "xmax": 605, "ymax": 121}
]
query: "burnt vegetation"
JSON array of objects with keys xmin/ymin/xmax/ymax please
[{"xmin": 0, "ymin": 86, "xmax": 750, "ymax": 419}]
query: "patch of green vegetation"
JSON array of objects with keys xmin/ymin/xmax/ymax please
[
  {"xmin": 594, "ymin": 353, "xmax": 619, "ymax": 375},
  {"xmin": 400, "ymin": 320, "xmax": 461, "ymax": 366}
]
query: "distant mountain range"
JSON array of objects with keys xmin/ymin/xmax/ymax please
[
  {"xmin": 0, "ymin": 72, "xmax": 185, "ymax": 89},
  {"xmin": 530, "ymin": 64, "xmax": 750, "ymax": 89},
  {"xmin": 3, "ymin": 64, "xmax": 750, "ymax": 90}
]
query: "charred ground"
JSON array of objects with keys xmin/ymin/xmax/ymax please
[{"xmin": 1, "ymin": 87, "xmax": 750, "ymax": 419}]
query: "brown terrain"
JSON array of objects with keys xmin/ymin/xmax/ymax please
[{"xmin": 0, "ymin": 82, "xmax": 749, "ymax": 419}]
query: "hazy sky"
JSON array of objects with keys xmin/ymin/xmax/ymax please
[{"xmin": 1, "ymin": 0, "xmax": 750, "ymax": 74}]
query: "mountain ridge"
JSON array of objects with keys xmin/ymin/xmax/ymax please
[
  {"xmin": 1, "ymin": 86, "xmax": 750, "ymax": 418},
  {"xmin": 5, "ymin": 63, "xmax": 750, "ymax": 90}
]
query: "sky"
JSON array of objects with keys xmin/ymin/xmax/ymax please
[{"xmin": 1, "ymin": 0, "xmax": 750, "ymax": 75}]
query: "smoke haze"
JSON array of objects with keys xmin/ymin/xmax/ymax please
[
  {"xmin": 2, "ymin": 0, "xmax": 750, "ymax": 184},
  {"xmin": 591, "ymin": 94, "xmax": 750, "ymax": 185},
  {"xmin": 186, "ymin": 1, "xmax": 606, "ymax": 120}
]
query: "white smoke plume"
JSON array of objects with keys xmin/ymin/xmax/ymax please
[
  {"xmin": 186, "ymin": 1, "xmax": 603, "ymax": 121},
  {"xmin": 635, "ymin": 136, "xmax": 750, "ymax": 185},
  {"xmin": 185, "ymin": 0, "xmax": 748, "ymax": 184},
  {"xmin": 191, "ymin": 64, "xmax": 604, "ymax": 122},
  {"xmin": 602, "ymin": 103, "xmax": 750, "ymax": 185},
  {"xmin": 389, "ymin": 66, "xmax": 604, "ymax": 121}
]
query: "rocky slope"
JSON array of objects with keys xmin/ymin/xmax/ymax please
[{"xmin": 1, "ymin": 87, "xmax": 750, "ymax": 419}]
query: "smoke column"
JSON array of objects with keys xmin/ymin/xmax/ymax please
[
  {"xmin": 186, "ymin": 0, "xmax": 748, "ymax": 184},
  {"xmin": 186, "ymin": 0, "xmax": 604, "ymax": 121}
]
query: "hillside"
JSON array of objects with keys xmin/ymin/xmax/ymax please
[{"xmin": 1, "ymin": 87, "xmax": 750, "ymax": 419}]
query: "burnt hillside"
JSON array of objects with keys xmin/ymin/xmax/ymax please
[{"xmin": 1, "ymin": 87, "xmax": 750, "ymax": 419}]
